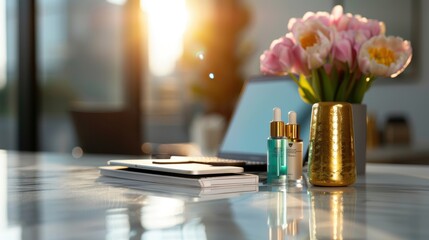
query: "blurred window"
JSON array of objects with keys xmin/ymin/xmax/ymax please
[{"xmin": 38, "ymin": 0, "xmax": 128, "ymax": 152}]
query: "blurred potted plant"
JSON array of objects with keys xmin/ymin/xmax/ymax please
[{"xmin": 180, "ymin": 0, "xmax": 252, "ymax": 122}]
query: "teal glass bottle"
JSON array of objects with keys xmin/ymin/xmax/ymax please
[{"xmin": 267, "ymin": 107, "xmax": 287, "ymax": 184}]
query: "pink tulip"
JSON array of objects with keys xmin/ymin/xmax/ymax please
[
  {"xmin": 348, "ymin": 16, "xmax": 385, "ymax": 39},
  {"xmin": 291, "ymin": 42, "xmax": 310, "ymax": 75},
  {"xmin": 260, "ymin": 50, "xmax": 283, "ymax": 75},
  {"xmin": 290, "ymin": 18, "xmax": 333, "ymax": 69},
  {"xmin": 260, "ymin": 36, "xmax": 296, "ymax": 74},
  {"xmin": 358, "ymin": 35, "xmax": 412, "ymax": 77},
  {"xmin": 303, "ymin": 10, "xmax": 331, "ymax": 28},
  {"xmin": 271, "ymin": 36, "xmax": 296, "ymax": 72},
  {"xmin": 330, "ymin": 5, "xmax": 353, "ymax": 31},
  {"xmin": 332, "ymin": 31, "xmax": 353, "ymax": 67},
  {"xmin": 353, "ymin": 30, "xmax": 370, "ymax": 54}
]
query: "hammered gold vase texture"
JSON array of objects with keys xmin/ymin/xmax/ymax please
[{"xmin": 308, "ymin": 102, "xmax": 356, "ymax": 186}]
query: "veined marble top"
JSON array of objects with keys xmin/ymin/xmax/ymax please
[{"xmin": 1, "ymin": 150, "xmax": 429, "ymax": 239}]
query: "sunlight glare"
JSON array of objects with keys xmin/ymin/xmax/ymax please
[{"xmin": 141, "ymin": 0, "xmax": 189, "ymax": 76}]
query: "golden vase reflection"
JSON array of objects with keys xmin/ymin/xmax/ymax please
[
  {"xmin": 308, "ymin": 187, "xmax": 357, "ymax": 240},
  {"xmin": 308, "ymin": 102, "xmax": 356, "ymax": 186}
]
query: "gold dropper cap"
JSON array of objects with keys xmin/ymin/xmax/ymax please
[
  {"xmin": 286, "ymin": 124, "xmax": 300, "ymax": 139},
  {"xmin": 271, "ymin": 121, "xmax": 284, "ymax": 137},
  {"xmin": 286, "ymin": 111, "xmax": 300, "ymax": 139},
  {"xmin": 270, "ymin": 107, "xmax": 285, "ymax": 138}
]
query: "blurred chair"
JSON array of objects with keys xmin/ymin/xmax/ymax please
[{"xmin": 71, "ymin": 109, "xmax": 143, "ymax": 155}]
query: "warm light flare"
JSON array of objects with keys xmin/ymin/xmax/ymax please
[{"xmin": 141, "ymin": 0, "xmax": 189, "ymax": 76}]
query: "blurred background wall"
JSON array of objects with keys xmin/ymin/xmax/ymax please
[{"xmin": 0, "ymin": 0, "xmax": 426, "ymax": 155}]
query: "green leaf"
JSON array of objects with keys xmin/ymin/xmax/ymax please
[
  {"xmin": 289, "ymin": 74, "xmax": 319, "ymax": 104},
  {"xmin": 300, "ymin": 74, "xmax": 320, "ymax": 103},
  {"xmin": 299, "ymin": 86, "xmax": 319, "ymax": 104},
  {"xmin": 320, "ymin": 68, "xmax": 336, "ymax": 101}
]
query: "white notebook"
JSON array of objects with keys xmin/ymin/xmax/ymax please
[
  {"xmin": 99, "ymin": 166, "xmax": 259, "ymax": 188},
  {"xmin": 108, "ymin": 159, "xmax": 244, "ymax": 175},
  {"xmin": 97, "ymin": 174, "xmax": 259, "ymax": 202}
]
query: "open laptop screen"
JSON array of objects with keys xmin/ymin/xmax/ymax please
[{"xmin": 218, "ymin": 75, "xmax": 311, "ymax": 162}]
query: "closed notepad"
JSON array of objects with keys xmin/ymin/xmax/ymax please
[
  {"xmin": 97, "ymin": 175, "xmax": 259, "ymax": 202},
  {"xmin": 99, "ymin": 166, "xmax": 259, "ymax": 188}
]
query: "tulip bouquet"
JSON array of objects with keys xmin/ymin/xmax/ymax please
[{"xmin": 260, "ymin": 5, "xmax": 412, "ymax": 104}]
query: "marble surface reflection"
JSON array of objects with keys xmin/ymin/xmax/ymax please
[
  {"xmin": 308, "ymin": 187, "xmax": 359, "ymax": 239},
  {"xmin": 2, "ymin": 150, "xmax": 429, "ymax": 239}
]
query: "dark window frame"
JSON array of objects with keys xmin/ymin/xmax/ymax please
[{"xmin": 16, "ymin": 0, "xmax": 144, "ymax": 152}]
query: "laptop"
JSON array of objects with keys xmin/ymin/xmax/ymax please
[{"xmin": 110, "ymin": 75, "xmax": 311, "ymax": 171}]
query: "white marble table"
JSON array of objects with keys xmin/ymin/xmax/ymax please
[{"xmin": 1, "ymin": 150, "xmax": 429, "ymax": 239}]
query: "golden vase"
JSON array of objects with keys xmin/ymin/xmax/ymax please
[{"xmin": 308, "ymin": 102, "xmax": 356, "ymax": 186}]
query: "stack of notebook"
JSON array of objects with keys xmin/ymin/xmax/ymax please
[
  {"xmin": 97, "ymin": 173, "xmax": 259, "ymax": 202},
  {"xmin": 99, "ymin": 159, "xmax": 259, "ymax": 189}
]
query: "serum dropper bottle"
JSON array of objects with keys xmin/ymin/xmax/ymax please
[
  {"xmin": 267, "ymin": 107, "xmax": 287, "ymax": 184},
  {"xmin": 286, "ymin": 111, "xmax": 303, "ymax": 185}
]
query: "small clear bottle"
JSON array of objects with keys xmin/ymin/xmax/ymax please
[
  {"xmin": 286, "ymin": 111, "xmax": 303, "ymax": 185},
  {"xmin": 267, "ymin": 107, "xmax": 287, "ymax": 184}
]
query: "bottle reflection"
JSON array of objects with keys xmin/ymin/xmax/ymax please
[
  {"xmin": 267, "ymin": 186, "xmax": 286, "ymax": 239},
  {"xmin": 267, "ymin": 184, "xmax": 307, "ymax": 240},
  {"xmin": 308, "ymin": 187, "xmax": 357, "ymax": 240}
]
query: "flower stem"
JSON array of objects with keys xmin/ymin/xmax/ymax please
[
  {"xmin": 311, "ymin": 69, "xmax": 322, "ymax": 101},
  {"xmin": 335, "ymin": 68, "xmax": 350, "ymax": 101},
  {"xmin": 350, "ymin": 75, "xmax": 372, "ymax": 103},
  {"xmin": 344, "ymin": 70, "xmax": 360, "ymax": 102}
]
